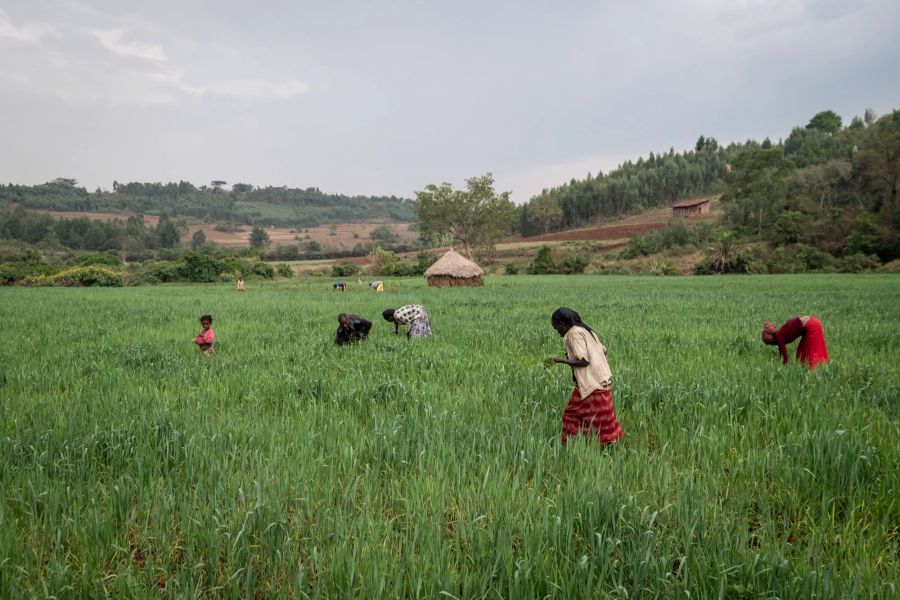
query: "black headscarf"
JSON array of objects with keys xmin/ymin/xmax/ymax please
[{"xmin": 551, "ymin": 307, "xmax": 597, "ymax": 339}]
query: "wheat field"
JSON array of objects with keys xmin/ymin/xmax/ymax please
[{"xmin": 1, "ymin": 275, "xmax": 897, "ymax": 598}]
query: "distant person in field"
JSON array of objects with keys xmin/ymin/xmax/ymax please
[
  {"xmin": 237, "ymin": 277, "xmax": 245, "ymax": 292},
  {"xmin": 370, "ymin": 280, "xmax": 384, "ymax": 292},
  {"xmin": 195, "ymin": 314, "xmax": 216, "ymax": 355},
  {"xmin": 335, "ymin": 313, "xmax": 372, "ymax": 346},
  {"xmin": 762, "ymin": 315, "xmax": 829, "ymax": 369},
  {"xmin": 333, "ymin": 281, "xmax": 346, "ymax": 292},
  {"xmin": 383, "ymin": 304, "xmax": 431, "ymax": 338},
  {"xmin": 548, "ymin": 307, "xmax": 623, "ymax": 445}
]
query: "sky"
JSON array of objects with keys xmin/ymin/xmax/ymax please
[{"xmin": 1, "ymin": 0, "xmax": 898, "ymax": 203}]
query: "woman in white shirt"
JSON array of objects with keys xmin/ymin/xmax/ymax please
[{"xmin": 548, "ymin": 307, "xmax": 623, "ymax": 445}]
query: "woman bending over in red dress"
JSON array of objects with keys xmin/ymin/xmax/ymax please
[{"xmin": 762, "ymin": 315, "xmax": 829, "ymax": 369}]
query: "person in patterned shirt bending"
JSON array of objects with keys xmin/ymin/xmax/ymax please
[{"xmin": 382, "ymin": 304, "xmax": 432, "ymax": 338}]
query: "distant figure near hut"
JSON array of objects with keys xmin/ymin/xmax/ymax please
[
  {"xmin": 672, "ymin": 198, "xmax": 711, "ymax": 218},
  {"xmin": 423, "ymin": 249, "xmax": 484, "ymax": 287}
]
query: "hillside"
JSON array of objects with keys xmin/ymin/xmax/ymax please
[{"xmin": 0, "ymin": 181, "xmax": 415, "ymax": 228}]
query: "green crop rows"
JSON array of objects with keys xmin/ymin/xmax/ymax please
[{"xmin": 1, "ymin": 275, "xmax": 897, "ymax": 598}]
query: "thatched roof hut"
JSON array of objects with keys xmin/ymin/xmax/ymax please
[{"xmin": 424, "ymin": 249, "xmax": 484, "ymax": 287}]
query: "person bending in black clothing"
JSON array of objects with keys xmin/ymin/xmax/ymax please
[{"xmin": 335, "ymin": 313, "xmax": 372, "ymax": 346}]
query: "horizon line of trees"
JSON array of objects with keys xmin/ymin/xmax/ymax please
[{"xmin": 0, "ymin": 180, "xmax": 415, "ymax": 228}]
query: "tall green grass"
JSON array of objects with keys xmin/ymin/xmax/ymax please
[{"xmin": 1, "ymin": 275, "xmax": 897, "ymax": 598}]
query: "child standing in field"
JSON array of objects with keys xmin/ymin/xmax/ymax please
[
  {"xmin": 237, "ymin": 277, "xmax": 245, "ymax": 292},
  {"xmin": 195, "ymin": 314, "xmax": 216, "ymax": 355},
  {"xmin": 548, "ymin": 307, "xmax": 623, "ymax": 445},
  {"xmin": 762, "ymin": 315, "xmax": 829, "ymax": 369}
]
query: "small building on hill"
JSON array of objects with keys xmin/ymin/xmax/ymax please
[
  {"xmin": 424, "ymin": 249, "xmax": 484, "ymax": 287},
  {"xmin": 672, "ymin": 197, "xmax": 711, "ymax": 218}
]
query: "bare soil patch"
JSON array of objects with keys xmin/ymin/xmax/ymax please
[{"xmin": 508, "ymin": 196, "xmax": 720, "ymax": 244}]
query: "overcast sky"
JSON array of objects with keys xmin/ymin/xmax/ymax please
[{"xmin": 1, "ymin": 1, "xmax": 898, "ymax": 203}]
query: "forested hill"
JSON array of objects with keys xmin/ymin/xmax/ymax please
[
  {"xmin": 0, "ymin": 181, "xmax": 415, "ymax": 228},
  {"xmin": 519, "ymin": 108, "xmax": 898, "ymax": 243},
  {"xmin": 519, "ymin": 138, "xmax": 742, "ymax": 235}
]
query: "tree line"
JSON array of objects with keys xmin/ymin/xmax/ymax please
[{"xmin": 0, "ymin": 180, "xmax": 414, "ymax": 228}]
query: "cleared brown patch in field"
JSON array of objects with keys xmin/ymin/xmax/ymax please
[
  {"xmin": 508, "ymin": 196, "xmax": 721, "ymax": 244},
  {"xmin": 235, "ymin": 222, "xmax": 418, "ymax": 249}
]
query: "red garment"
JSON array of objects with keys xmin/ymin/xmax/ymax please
[
  {"xmin": 796, "ymin": 317, "xmax": 828, "ymax": 369},
  {"xmin": 561, "ymin": 387, "xmax": 623, "ymax": 445},
  {"xmin": 195, "ymin": 329, "xmax": 215, "ymax": 347},
  {"xmin": 773, "ymin": 316, "xmax": 828, "ymax": 369}
]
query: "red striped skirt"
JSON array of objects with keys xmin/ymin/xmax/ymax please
[{"xmin": 561, "ymin": 387, "xmax": 623, "ymax": 445}]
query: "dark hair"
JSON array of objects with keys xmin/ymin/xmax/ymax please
[
  {"xmin": 200, "ymin": 314, "xmax": 213, "ymax": 323},
  {"xmin": 382, "ymin": 308, "xmax": 395, "ymax": 321},
  {"xmin": 551, "ymin": 307, "xmax": 596, "ymax": 339}
]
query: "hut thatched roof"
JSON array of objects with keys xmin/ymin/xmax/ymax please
[{"xmin": 424, "ymin": 249, "xmax": 484, "ymax": 278}]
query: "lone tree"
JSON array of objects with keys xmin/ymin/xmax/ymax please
[
  {"xmin": 370, "ymin": 224, "xmax": 398, "ymax": 244},
  {"xmin": 528, "ymin": 192, "xmax": 563, "ymax": 234},
  {"xmin": 156, "ymin": 213, "xmax": 186, "ymax": 248},
  {"xmin": 414, "ymin": 173, "xmax": 517, "ymax": 259},
  {"xmin": 806, "ymin": 110, "xmax": 843, "ymax": 135},
  {"xmin": 249, "ymin": 226, "xmax": 271, "ymax": 249},
  {"xmin": 191, "ymin": 229, "xmax": 207, "ymax": 249},
  {"xmin": 211, "ymin": 180, "xmax": 227, "ymax": 192}
]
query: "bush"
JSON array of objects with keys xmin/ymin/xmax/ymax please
[
  {"xmin": 877, "ymin": 259, "xmax": 900, "ymax": 273},
  {"xmin": 380, "ymin": 261, "xmax": 417, "ymax": 277},
  {"xmin": 693, "ymin": 252, "xmax": 754, "ymax": 275},
  {"xmin": 252, "ymin": 262, "xmax": 274, "ymax": 279},
  {"xmin": 558, "ymin": 249, "xmax": 589, "ymax": 274},
  {"xmin": 21, "ymin": 275, "xmax": 54, "ymax": 287},
  {"xmin": 763, "ymin": 244, "xmax": 837, "ymax": 274},
  {"xmin": 530, "ymin": 245, "xmax": 556, "ymax": 274},
  {"xmin": 178, "ymin": 252, "xmax": 226, "ymax": 283},
  {"xmin": 416, "ymin": 251, "xmax": 439, "ymax": 274},
  {"xmin": 71, "ymin": 252, "xmax": 121, "ymax": 267},
  {"xmin": 133, "ymin": 261, "xmax": 181, "ymax": 284},
  {"xmin": 331, "ymin": 262, "xmax": 360, "ymax": 277},
  {"xmin": 0, "ymin": 264, "xmax": 19, "ymax": 285},
  {"xmin": 649, "ymin": 261, "xmax": 678, "ymax": 276},
  {"xmin": 26, "ymin": 266, "xmax": 124, "ymax": 287},
  {"xmin": 276, "ymin": 264, "xmax": 294, "ymax": 278},
  {"xmin": 530, "ymin": 245, "xmax": 589, "ymax": 274},
  {"xmin": 837, "ymin": 253, "xmax": 880, "ymax": 273},
  {"xmin": 505, "ymin": 263, "xmax": 520, "ymax": 275}
]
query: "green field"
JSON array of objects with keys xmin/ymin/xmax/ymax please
[{"xmin": 1, "ymin": 275, "xmax": 898, "ymax": 598}]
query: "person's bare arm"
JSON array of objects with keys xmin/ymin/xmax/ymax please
[{"xmin": 551, "ymin": 357, "xmax": 590, "ymax": 367}]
